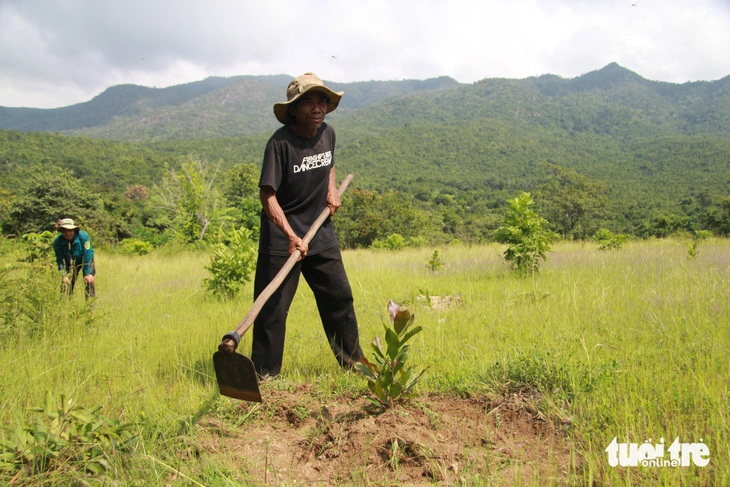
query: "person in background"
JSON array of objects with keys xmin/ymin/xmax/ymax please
[
  {"xmin": 53, "ymin": 218, "xmax": 95, "ymax": 299},
  {"xmin": 221, "ymin": 72, "xmax": 363, "ymax": 378}
]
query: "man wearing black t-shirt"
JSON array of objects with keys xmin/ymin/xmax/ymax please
[{"xmin": 250, "ymin": 72, "xmax": 363, "ymax": 378}]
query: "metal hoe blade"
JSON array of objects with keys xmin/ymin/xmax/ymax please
[{"xmin": 213, "ymin": 351, "xmax": 262, "ymax": 402}]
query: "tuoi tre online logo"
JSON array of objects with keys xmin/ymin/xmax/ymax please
[{"xmin": 606, "ymin": 437, "xmax": 710, "ymax": 467}]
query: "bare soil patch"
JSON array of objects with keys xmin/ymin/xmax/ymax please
[{"xmin": 193, "ymin": 383, "xmax": 575, "ymax": 486}]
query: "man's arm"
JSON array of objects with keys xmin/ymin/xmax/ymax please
[
  {"xmin": 80, "ymin": 233, "xmax": 94, "ymax": 276},
  {"xmin": 326, "ymin": 167, "xmax": 341, "ymax": 216},
  {"xmin": 260, "ymin": 185, "xmax": 308, "ymax": 259},
  {"xmin": 53, "ymin": 238, "xmax": 66, "ymax": 273}
]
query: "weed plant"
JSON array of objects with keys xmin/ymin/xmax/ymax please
[{"xmin": 0, "ymin": 391, "xmax": 137, "ymax": 478}]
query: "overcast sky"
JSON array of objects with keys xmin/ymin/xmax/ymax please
[{"xmin": 1, "ymin": 0, "xmax": 729, "ymax": 109}]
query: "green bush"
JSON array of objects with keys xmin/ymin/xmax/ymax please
[
  {"xmin": 203, "ymin": 226, "xmax": 257, "ymax": 300},
  {"xmin": 21, "ymin": 231, "xmax": 55, "ymax": 262},
  {"xmin": 371, "ymin": 233, "xmax": 406, "ymax": 250},
  {"xmin": 593, "ymin": 228, "xmax": 628, "ymax": 251},
  {"xmin": 117, "ymin": 238, "xmax": 154, "ymax": 256}
]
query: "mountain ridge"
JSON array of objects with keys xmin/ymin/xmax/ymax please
[
  {"xmin": 0, "ymin": 74, "xmax": 461, "ymax": 139},
  {"xmin": 2, "ymin": 63, "xmax": 727, "ymax": 141}
]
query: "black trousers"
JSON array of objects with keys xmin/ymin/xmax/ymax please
[{"xmin": 251, "ymin": 245, "xmax": 363, "ymax": 377}]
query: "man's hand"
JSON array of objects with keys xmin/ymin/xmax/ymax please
[
  {"xmin": 61, "ymin": 275, "xmax": 71, "ymax": 293},
  {"xmin": 289, "ymin": 235, "xmax": 308, "ymax": 261},
  {"xmin": 84, "ymin": 275, "xmax": 95, "ymax": 284},
  {"xmin": 327, "ymin": 188, "xmax": 341, "ymax": 216}
]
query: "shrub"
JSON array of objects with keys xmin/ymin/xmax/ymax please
[
  {"xmin": 687, "ymin": 230, "xmax": 713, "ymax": 259},
  {"xmin": 593, "ymin": 228, "xmax": 628, "ymax": 251},
  {"xmin": 117, "ymin": 238, "xmax": 153, "ymax": 256},
  {"xmin": 203, "ymin": 226, "xmax": 256, "ymax": 299},
  {"xmin": 372, "ymin": 233, "xmax": 406, "ymax": 250},
  {"xmin": 21, "ymin": 231, "xmax": 55, "ymax": 262}
]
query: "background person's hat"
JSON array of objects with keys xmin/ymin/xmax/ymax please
[
  {"xmin": 273, "ymin": 72, "xmax": 344, "ymax": 125},
  {"xmin": 57, "ymin": 218, "xmax": 79, "ymax": 230}
]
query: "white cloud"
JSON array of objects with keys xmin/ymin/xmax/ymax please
[{"xmin": 0, "ymin": 0, "xmax": 728, "ymax": 108}]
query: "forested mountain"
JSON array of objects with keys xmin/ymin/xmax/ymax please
[
  {"xmin": 1, "ymin": 63, "xmax": 728, "ymax": 141},
  {"xmin": 338, "ymin": 63, "xmax": 730, "ymax": 139},
  {"xmin": 0, "ymin": 63, "xmax": 728, "ymax": 245},
  {"xmin": 329, "ymin": 63, "xmax": 730, "ymax": 233},
  {"xmin": 0, "ymin": 75, "xmax": 460, "ymax": 140}
]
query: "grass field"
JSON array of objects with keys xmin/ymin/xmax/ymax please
[{"xmin": 1, "ymin": 238, "xmax": 728, "ymax": 485}]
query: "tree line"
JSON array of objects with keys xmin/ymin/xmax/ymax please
[{"xmin": 1, "ymin": 128, "xmax": 728, "ymax": 250}]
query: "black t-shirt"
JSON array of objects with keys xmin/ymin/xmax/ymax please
[{"xmin": 258, "ymin": 123, "xmax": 338, "ymax": 256}]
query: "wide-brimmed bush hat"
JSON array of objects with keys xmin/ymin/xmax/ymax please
[
  {"xmin": 57, "ymin": 218, "xmax": 79, "ymax": 230},
  {"xmin": 273, "ymin": 72, "xmax": 344, "ymax": 125}
]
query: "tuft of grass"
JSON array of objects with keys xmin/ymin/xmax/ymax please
[{"xmin": 482, "ymin": 348, "xmax": 579, "ymax": 401}]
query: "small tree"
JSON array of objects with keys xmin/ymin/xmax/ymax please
[
  {"xmin": 495, "ymin": 192, "xmax": 555, "ymax": 275},
  {"xmin": 355, "ymin": 301, "xmax": 427, "ymax": 409},
  {"xmin": 202, "ymin": 226, "xmax": 257, "ymax": 299},
  {"xmin": 222, "ymin": 163, "xmax": 261, "ymax": 233},
  {"xmin": 153, "ymin": 157, "xmax": 229, "ymax": 243},
  {"xmin": 426, "ymin": 249, "xmax": 444, "ymax": 272}
]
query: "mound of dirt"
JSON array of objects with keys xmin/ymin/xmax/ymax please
[{"xmin": 195, "ymin": 385, "xmax": 575, "ymax": 485}]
